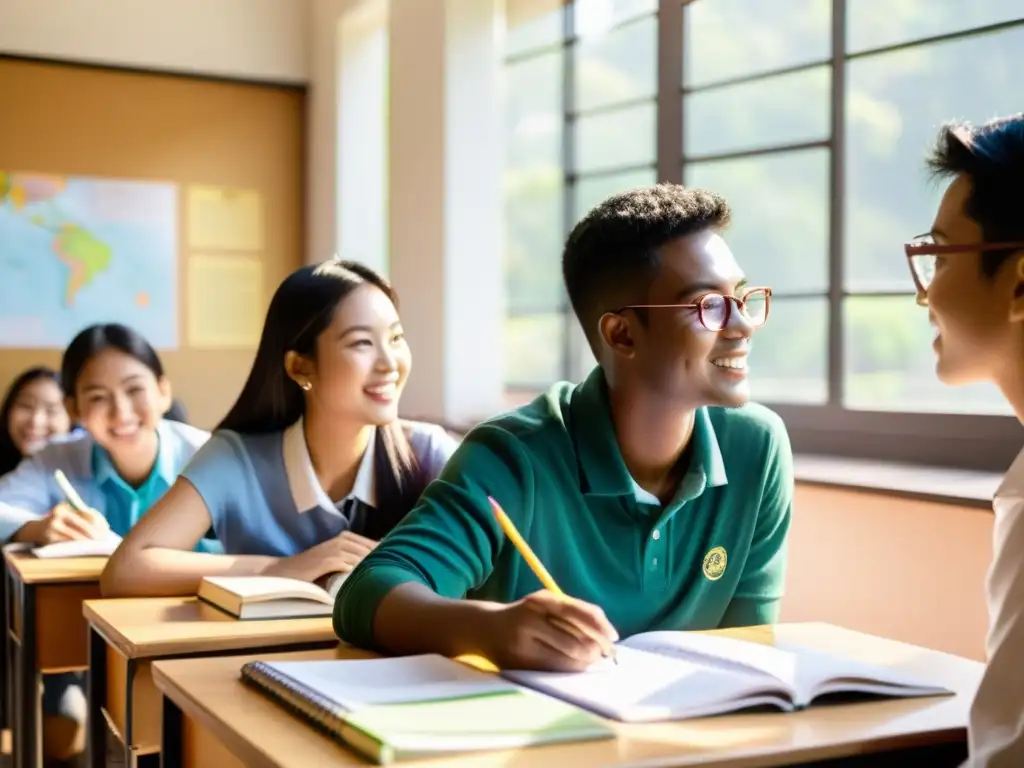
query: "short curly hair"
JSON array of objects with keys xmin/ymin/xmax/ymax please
[{"xmin": 562, "ymin": 183, "xmax": 731, "ymax": 352}]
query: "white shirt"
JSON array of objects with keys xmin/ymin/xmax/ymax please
[
  {"xmin": 967, "ymin": 446, "xmax": 1024, "ymax": 766},
  {"xmin": 282, "ymin": 416, "xmax": 377, "ymax": 512}
]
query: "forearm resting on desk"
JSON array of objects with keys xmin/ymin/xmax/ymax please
[
  {"xmin": 371, "ymin": 582, "xmax": 499, "ymax": 658},
  {"xmin": 0, "ymin": 504, "xmax": 43, "ymax": 543},
  {"xmin": 100, "ymin": 548, "xmax": 277, "ymax": 597},
  {"xmin": 10, "ymin": 517, "xmax": 45, "ymax": 544}
]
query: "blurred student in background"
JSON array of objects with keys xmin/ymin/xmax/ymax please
[
  {"xmin": 102, "ymin": 259, "xmax": 458, "ymax": 597},
  {"xmin": 0, "ymin": 323, "xmax": 217, "ymax": 762},
  {"xmin": 0, "ymin": 366, "xmax": 71, "ymax": 477},
  {"xmin": 0, "ymin": 367, "xmax": 72, "ymax": 733},
  {"xmin": 907, "ymin": 113, "xmax": 1024, "ymax": 767}
]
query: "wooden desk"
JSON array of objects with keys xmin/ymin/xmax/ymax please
[
  {"xmin": 83, "ymin": 597, "xmax": 338, "ymax": 768},
  {"xmin": 3, "ymin": 549, "xmax": 105, "ymax": 768},
  {"xmin": 152, "ymin": 623, "xmax": 983, "ymax": 768}
]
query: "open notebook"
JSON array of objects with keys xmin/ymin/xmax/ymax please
[
  {"xmin": 241, "ymin": 654, "xmax": 613, "ymax": 764},
  {"xmin": 31, "ymin": 532, "xmax": 122, "ymax": 559},
  {"xmin": 198, "ymin": 574, "xmax": 348, "ymax": 620},
  {"xmin": 504, "ymin": 629, "xmax": 954, "ymax": 723}
]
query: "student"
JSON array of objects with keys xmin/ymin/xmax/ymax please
[
  {"xmin": 0, "ymin": 367, "xmax": 70, "ymax": 731},
  {"xmin": 0, "ymin": 324, "xmax": 213, "ymax": 762},
  {"xmin": 0, "ymin": 366, "xmax": 71, "ymax": 477},
  {"xmin": 905, "ymin": 114, "xmax": 1024, "ymax": 767},
  {"xmin": 101, "ymin": 259, "xmax": 459, "ymax": 598},
  {"xmin": 333, "ymin": 184, "xmax": 793, "ymax": 671}
]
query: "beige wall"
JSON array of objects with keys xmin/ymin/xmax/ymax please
[
  {"xmin": 0, "ymin": 0, "xmax": 308, "ymax": 83},
  {"xmin": 0, "ymin": 59, "xmax": 306, "ymax": 430},
  {"xmin": 784, "ymin": 484, "xmax": 993, "ymax": 661}
]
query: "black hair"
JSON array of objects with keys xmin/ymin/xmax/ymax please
[
  {"xmin": 61, "ymin": 323, "xmax": 165, "ymax": 396},
  {"xmin": 218, "ymin": 259, "xmax": 424, "ymax": 527},
  {"xmin": 926, "ymin": 113, "xmax": 1024, "ymax": 278},
  {"xmin": 0, "ymin": 367, "xmax": 64, "ymax": 476},
  {"xmin": 562, "ymin": 183, "xmax": 732, "ymax": 352},
  {"xmin": 164, "ymin": 399, "xmax": 189, "ymax": 424}
]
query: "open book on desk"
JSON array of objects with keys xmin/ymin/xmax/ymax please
[
  {"xmin": 241, "ymin": 653, "xmax": 614, "ymax": 764},
  {"xmin": 198, "ymin": 574, "xmax": 349, "ymax": 620},
  {"xmin": 504, "ymin": 629, "xmax": 954, "ymax": 723}
]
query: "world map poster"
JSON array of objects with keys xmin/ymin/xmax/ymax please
[{"xmin": 0, "ymin": 171, "xmax": 178, "ymax": 349}]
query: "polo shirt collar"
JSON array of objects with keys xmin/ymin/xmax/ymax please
[
  {"xmin": 570, "ymin": 366, "xmax": 728, "ymax": 501},
  {"xmin": 91, "ymin": 420, "xmax": 178, "ymax": 489},
  {"xmin": 282, "ymin": 417, "xmax": 376, "ymax": 512}
]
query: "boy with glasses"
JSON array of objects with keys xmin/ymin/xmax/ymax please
[
  {"xmin": 906, "ymin": 113, "xmax": 1024, "ymax": 767},
  {"xmin": 335, "ymin": 184, "xmax": 792, "ymax": 672}
]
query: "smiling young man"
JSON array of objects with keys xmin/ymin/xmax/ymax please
[
  {"xmin": 334, "ymin": 184, "xmax": 793, "ymax": 672},
  {"xmin": 906, "ymin": 114, "xmax": 1024, "ymax": 767}
]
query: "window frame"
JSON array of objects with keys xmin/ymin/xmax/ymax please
[
  {"xmin": 678, "ymin": 0, "xmax": 1024, "ymax": 473},
  {"xmin": 503, "ymin": 1, "xmax": 661, "ymax": 385},
  {"xmin": 503, "ymin": 0, "xmax": 1024, "ymax": 473}
]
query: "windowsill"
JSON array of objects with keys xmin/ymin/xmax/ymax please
[
  {"xmin": 794, "ymin": 454, "xmax": 1002, "ymax": 510},
  {"xmin": 430, "ymin": 408, "xmax": 1005, "ymax": 509}
]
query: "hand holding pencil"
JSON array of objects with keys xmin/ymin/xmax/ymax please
[
  {"xmin": 42, "ymin": 471, "xmax": 109, "ymax": 543},
  {"xmin": 485, "ymin": 496, "xmax": 619, "ymax": 672}
]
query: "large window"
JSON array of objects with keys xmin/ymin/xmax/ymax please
[
  {"xmin": 502, "ymin": 0, "xmax": 1024, "ymax": 470},
  {"xmin": 503, "ymin": 0, "xmax": 658, "ymax": 388}
]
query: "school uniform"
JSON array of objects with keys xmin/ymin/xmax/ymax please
[
  {"xmin": 966, "ymin": 448, "xmax": 1024, "ymax": 766},
  {"xmin": 0, "ymin": 419, "xmax": 216, "ymax": 542},
  {"xmin": 0, "ymin": 419, "xmax": 219, "ymax": 720},
  {"xmin": 335, "ymin": 365, "xmax": 793, "ymax": 649},
  {"xmin": 179, "ymin": 418, "xmax": 459, "ymax": 555}
]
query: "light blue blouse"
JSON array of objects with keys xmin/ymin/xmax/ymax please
[
  {"xmin": 0, "ymin": 419, "xmax": 220, "ymax": 551},
  {"xmin": 180, "ymin": 418, "xmax": 459, "ymax": 556}
]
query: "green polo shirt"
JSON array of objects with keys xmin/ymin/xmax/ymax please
[{"xmin": 334, "ymin": 366, "xmax": 793, "ymax": 648}]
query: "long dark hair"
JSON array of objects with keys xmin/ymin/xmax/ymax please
[
  {"xmin": 0, "ymin": 367, "xmax": 64, "ymax": 476},
  {"xmin": 218, "ymin": 260, "xmax": 424, "ymax": 523},
  {"xmin": 62, "ymin": 323, "xmax": 165, "ymax": 396}
]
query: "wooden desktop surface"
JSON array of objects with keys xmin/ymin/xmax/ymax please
[
  {"xmin": 83, "ymin": 597, "xmax": 337, "ymax": 658},
  {"xmin": 152, "ymin": 622, "xmax": 984, "ymax": 768},
  {"xmin": 84, "ymin": 597, "xmax": 338, "ymax": 755},
  {"xmin": 4, "ymin": 550, "xmax": 106, "ymax": 585},
  {"xmin": 4, "ymin": 550, "xmax": 105, "ymax": 671}
]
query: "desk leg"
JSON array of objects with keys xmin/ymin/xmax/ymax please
[
  {"xmin": 125, "ymin": 658, "xmax": 137, "ymax": 767},
  {"xmin": 87, "ymin": 627, "xmax": 107, "ymax": 768},
  {"xmin": 3, "ymin": 564, "xmax": 12, "ymax": 731},
  {"xmin": 14, "ymin": 581, "xmax": 39, "ymax": 768},
  {"xmin": 160, "ymin": 695, "xmax": 182, "ymax": 768}
]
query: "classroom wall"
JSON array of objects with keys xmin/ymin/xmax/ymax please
[
  {"xmin": 783, "ymin": 484, "xmax": 993, "ymax": 661},
  {"xmin": 0, "ymin": 58, "xmax": 305, "ymax": 428},
  {"xmin": 0, "ymin": 0, "xmax": 308, "ymax": 83}
]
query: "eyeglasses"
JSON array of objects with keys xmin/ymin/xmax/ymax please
[
  {"xmin": 905, "ymin": 233, "xmax": 1024, "ymax": 293},
  {"xmin": 617, "ymin": 287, "xmax": 772, "ymax": 332}
]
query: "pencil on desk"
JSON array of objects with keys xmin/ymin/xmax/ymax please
[{"xmin": 487, "ymin": 495, "xmax": 618, "ymax": 665}]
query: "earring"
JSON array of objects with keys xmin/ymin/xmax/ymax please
[
  {"xmin": 300, "ymin": 381, "xmax": 312, "ymax": 392},
  {"xmin": 1017, "ymin": 258, "xmax": 1024, "ymax": 281}
]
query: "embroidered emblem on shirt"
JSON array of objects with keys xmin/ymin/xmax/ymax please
[{"xmin": 702, "ymin": 546, "xmax": 727, "ymax": 581}]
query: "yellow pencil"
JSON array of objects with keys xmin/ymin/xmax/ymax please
[{"xmin": 487, "ymin": 496, "xmax": 617, "ymax": 664}]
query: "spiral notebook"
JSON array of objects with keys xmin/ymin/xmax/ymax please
[{"xmin": 240, "ymin": 654, "xmax": 614, "ymax": 764}]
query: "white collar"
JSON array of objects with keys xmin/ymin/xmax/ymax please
[{"xmin": 282, "ymin": 417, "xmax": 376, "ymax": 512}]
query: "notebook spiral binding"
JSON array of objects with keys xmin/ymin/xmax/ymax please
[{"xmin": 241, "ymin": 662, "xmax": 351, "ymax": 745}]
